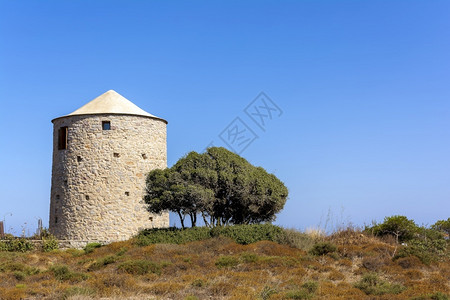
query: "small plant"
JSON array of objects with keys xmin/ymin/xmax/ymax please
[
  {"xmin": 260, "ymin": 285, "xmax": 278, "ymax": 300},
  {"xmin": 117, "ymin": 259, "xmax": 161, "ymax": 275},
  {"xmin": 42, "ymin": 235, "xmax": 59, "ymax": 252},
  {"xmin": 240, "ymin": 252, "xmax": 259, "ymax": 263},
  {"xmin": 215, "ymin": 255, "xmax": 239, "ymax": 268},
  {"xmin": 354, "ymin": 273, "xmax": 405, "ymax": 295},
  {"xmin": 88, "ymin": 255, "xmax": 117, "ymax": 271},
  {"xmin": 0, "ymin": 236, "xmax": 34, "ymax": 252},
  {"xmin": 63, "ymin": 286, "xmax": 96, "ymax": 299},
  {"xmin": 49, "ymin": 265, "xmax": 88, "ymax": 282},
  {"xmin": 309, "ymin": 242, "xmax": 337, "ymax": 256},
  {"xmin": 191, "ymin": 278, "xmax": 206, "ymax": 288},
  {"xmin": 84, "ymin": 242, "xmax": 102, "ymax": 254}
]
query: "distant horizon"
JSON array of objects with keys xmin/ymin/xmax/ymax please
[{"xmin": 1, "ymin": 1, "xmax": 449, "ymax": 235}]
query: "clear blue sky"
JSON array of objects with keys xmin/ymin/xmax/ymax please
[{"xmin": 1, "ymin": 1, "xmax": 449, "ymax": 235}]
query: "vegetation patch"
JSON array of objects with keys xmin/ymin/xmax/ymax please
[
  {"xmin": 117, "ymin": 259, "xmax": 162, "ymax": 275},
  {"xmin": 354, "ymin": 273, "xmax": 405, "ymax": 295}
]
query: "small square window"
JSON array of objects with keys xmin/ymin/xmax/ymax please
[{"xmin": 102, "ymin": 121, "xmax": 111, "ymax": 130}]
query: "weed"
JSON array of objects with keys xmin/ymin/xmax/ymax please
[
  {"xmin": 88, "ymin": 255, "xmax": 117, "ymax": 271},
  {"xmin": 354, "ymin": 272, "xmax": 405, "ymax": 295},
  {"xmin": 49, "ymin": 264, "xmax": 88, "ymax": 282},
  {"xmin": 84, "ymin": 242, "xmax": 102, "ymax": 254},
  {"xmin": 117, "ymin": 259, "xmax": 161, "ymax": 275},
  {"xmin": 63, "ymin": 286, "xmax": 96, "ymax": 299},
  {"xmin": 215, "ymin": 255, "xmax": 239, "ymax": 268},
  {"xmin": 260, "ymin": 285, "xmax": 278, "ymax": 299},
  {"xmin": 240, "ymin": 252, "xmax": 259, "ymax": 263},
  {"xmin": 309, "ymin": 242, "xmax": 337, "ymax": 256}
]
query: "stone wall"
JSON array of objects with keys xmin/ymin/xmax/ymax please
[{"xmin": 49, "ymin": 114, "xmax": 169, "ymax": 242}]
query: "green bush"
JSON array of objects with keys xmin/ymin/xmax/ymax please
[
  {"xmin": 309, "ymin": 242, "xmax": 337, "ymax": 256},
  {"xmin": 84, "ymin": 242, "xmax": 102, "ymax": 254},
  {"xmin": 365, "ymin": 215, "xmax": 419, "ymax": 243},
  {"xmin": 284, "ymin": 281, "xmax": 318, "ymax": 299},
  {"xmin": 42, "ymin": 236, "xmax": 59, "ymax": 252},
  {"xmin": 136, "ymin": 227, "xmax": 211, "ymax": 246},
  {"xmin": 215, "ymin": 255, "xmax": 239, "ymax": 268},
  {"xmin": 0, "ymin": 236, "xmax": 34, "ymax": 252},
  {"xmin": 88, "ymin": 255, "xmax": 117, "ymax": 271},
  {"xmin": 49, "ymin": 265, "xmax": 88, "ymax": 282},
  {"xmin": 0, "ymin": 261, "xmax": 39, "ymax": 275},
  {"xmin": 411, "ymin": 292, "xmax": 450, "ymax": 300},
  {"xmin": 117, "ymin": 259, "xmax": 162, "ymax": 275},
  {"xmin": 211, "ymin": 224, "xmax": 284, "ymax": 245},
  {"xmin": 395, "ymin": 239, "xmax": 448, "ymax": 265},
  {"xmin": 354, "ymin": 273, "xmax": 405, "ymax": 295},
  {"xmin": 432, "ymin": 218, "xmax": 450, "ymax": 236}
]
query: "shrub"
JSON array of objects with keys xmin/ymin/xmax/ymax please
[
  {"xmin": 284, "ymin": 281, "xmax": 318, "ymax": 299},
  {"xmin": 365, "ymin": 215, "xmax": 419, "ymax": 243},
  {"xmin": 275, "ymin": 228, "xmax": 315, "ymax": 251},
  {"xmin": 354, "ymin": 273, "xmax": 405, "ymax": 295},
  {"xmin": 42, "ymin": 236, "xmax": 59, "ymax": 252},
  {"xmin": 240, "ymin": 252, "xmax": 259, "ymax": 263},
  {"xmin": 215, "ymin": 255, "xmax": 239, "ymax": 268},
  {"xmin": 309, "ymin": 242, "xmax": 337, "ymax": 256},
  {"xmin": 84, "ymin": 242, "xmax": 102, "ymax": 254},
  {"xmin": 137, "ymin": 227, "xmax": 211, "ymax": 246},
  {"xmin": 395, "ymin": 239, "xmax": 448, "ymax": 265},
  {"xmin": 0, "ymin": 237, "xmax": 34, "ymax": 252},
  {"xmin": 49, "ymin": 265, "xmax": 88, "ymax": 282},
  {"xmin": 211, "ymin": 224, "xmax": 284, "ymax": 245},
  {"xmin": 117, "ymin": 260, "xmax": 161, "ymax": 275},
  {"xmin": 63, "ymin": 286, "xmax": 96, "ymax": 299},
  {"xmin": 431, "ymin": 218, "xmax": 450, "ymax": 235},
  {"xmin": 88, "ymin": 255, "xmax": 117, "ymax": 271}
]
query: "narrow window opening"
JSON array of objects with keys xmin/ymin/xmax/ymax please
[
  {"xmin": 64, "ymin": 180, "xmax": 68, "ymax": 186},
  {"xmin": 77, "ymin": 156, "xmax": 83, "ymax": 162},
  {"xmin": 56, "ymin": 195, "xmax": 60, "ymax": 200},
  {"xmin": 113, "ymin": 153, "xmax": 120, "ymax": 158},
  {"xmin": 58, "ymin": 127, "xmax": 68, "ymax": 150},
  {"xmin": 85, "ymin": 195, "xmax": 90, "ymax": 200},
  {"xmin": 149, "ymin": 216, "xmax": 153, "ymax": 222},
  {"xmin": 125, "ymin": 192, "xmax": 130, "ymax": 196},
  {"xmin": 142, "ymin": 153, "xmax": 147, "ymax": 159},
  {"xmin": 55, "ymin": 216, "xmax": 58, "ymax": 224},
  {"xmin": 102, "ymin": 121, "xmax": 111, "ymax": 130}
]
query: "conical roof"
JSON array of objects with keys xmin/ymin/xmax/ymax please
[{"xmin": 60, "ymin": 90, "xmax": 166, "ymax": 122}]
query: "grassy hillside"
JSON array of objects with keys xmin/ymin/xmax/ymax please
[{"xmin": 0, "ymin": 226, "xmax": 448, "ymax": 300}]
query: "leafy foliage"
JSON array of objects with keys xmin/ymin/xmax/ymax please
[
  {"xmin": 117, "ymin": 260, "xmax": 162, "ymax": 275},
  {"xmin": 144, "ymin": 147, "xmax": 288, "ymax": 228},
  {"xmin": 354, "ymin": 273, "xmax": 405, "ymax": 295},
  {"xmin": 0, "ymin": 236, "xmax": 34, "ymax": 252},
  {"xmin": 136, "ymin": 227, "xmax": 211, "ymax": 246},
  {"xmin": 84, "ymin": 242, "xmax": 102, "ymax": 254},
  {"xmin": 432, "ymin": 218, "xmax": 450, "ymax": 236},
  {"xmin": 365, "ymin": 215, "xmax": 419, "ymax": 243},
  {"xmin": 309, "ymin": 242, "xmax": 337, "ymax": 256}
]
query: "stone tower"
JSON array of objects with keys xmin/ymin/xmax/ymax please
[{"xmin": 49, "ymin": 90, "xmax": 169, "ymax": 246}]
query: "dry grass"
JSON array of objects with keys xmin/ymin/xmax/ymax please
[{"xmin": 0, "ymin": 229, "xmax": 448, "ymax": 300}]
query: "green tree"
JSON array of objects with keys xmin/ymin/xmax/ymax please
[
  {"xmin": 431, "ymin": 218, "xmax": 450, "ymax": 236},
  {"xmin": 365, "ymin": 215, "xmax": 418, "ymax": 243},
  {"xmin": 144, "ymin": 147, "xmax": 288, "ymax": 227}
]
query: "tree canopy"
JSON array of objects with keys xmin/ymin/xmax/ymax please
[{"xmin": 144, "ymin": 147, "xmax": 288, "ymax": 228}]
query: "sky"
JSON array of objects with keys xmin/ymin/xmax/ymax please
[{"xmin": 0, "ymin": 0, "xmax": 449, "ymax": 236}]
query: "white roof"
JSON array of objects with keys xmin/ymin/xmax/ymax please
[{"xmin": 66, "ymin": 90, "xmax": 164, "ymax": 121}]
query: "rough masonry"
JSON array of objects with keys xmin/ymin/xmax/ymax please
[{"xmin": 49, "ymin": 90, "xmax": 169, "ymax": 246}]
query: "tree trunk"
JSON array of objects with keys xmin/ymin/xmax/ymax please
[{"xmin": 177, "ymin": 211, "xmax": 185, "ymax": 229}]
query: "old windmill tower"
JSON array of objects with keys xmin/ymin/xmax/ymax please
[{"xmin": 49, "ymin": 90, "xmax": 169, "ymax": 246}]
